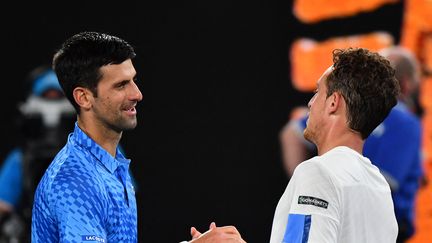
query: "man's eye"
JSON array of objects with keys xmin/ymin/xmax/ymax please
[{"xmin": 117, "ymin": 81, "xmax": 128, "ymax": 88}]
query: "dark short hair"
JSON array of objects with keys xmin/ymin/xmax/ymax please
[
  {"xmin": 326, "ymin": 48, "xmax": 400, "ymax": 139},
  {"xmin": 52, "ymin": 31, "xmax": 136, "ymax": 113}
]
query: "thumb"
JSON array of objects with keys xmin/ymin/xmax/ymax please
[
  {"xmin": 191, "ymin": 227, "xmax": 201, "ymax": 239},
  {"xmin": 209, "ymin": 222, "xmax": 216, "ymax": 229}
]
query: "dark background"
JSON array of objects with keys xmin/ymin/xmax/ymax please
[{"xmin": 0, "ymin": 1, "xmax": 403, "ymax": 242}]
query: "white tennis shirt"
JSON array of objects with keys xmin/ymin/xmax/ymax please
[{"xmin": 270, "ymin": 146, "xmax": 398, "ymax": 243}]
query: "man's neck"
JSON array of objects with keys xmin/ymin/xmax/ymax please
[
  {"xmin": 316, "ymin": 123, "xmax": 364, "ymax": 156},
  {"xmin": 77, "ymin": 116, "xmax": 122, "ymax": 157}
]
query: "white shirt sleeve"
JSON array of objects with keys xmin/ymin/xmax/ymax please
[{"xmin": 285, "ymin": 160, "xmax": 341, "ymax": 242}]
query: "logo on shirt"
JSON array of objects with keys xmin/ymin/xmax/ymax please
[
  {"xmin": 82, "ymin": 235, "xmax": 106, "ymax": 242},
  {"xmin": 298, "ymin": 196, "xmax": 328, "ymax": 209}
]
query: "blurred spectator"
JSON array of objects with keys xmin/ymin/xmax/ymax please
[
  {"xmin": 279, "ymin": 46, "xmax": 423, "ymax": 243},
  {"xmin": 0, "ymin": 65, "xmax": 75, "ymax": 242}
]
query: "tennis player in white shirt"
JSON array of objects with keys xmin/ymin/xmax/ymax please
[{"xmin": 270, "ymin": 48, "xmax": 400, "ymax": 243}]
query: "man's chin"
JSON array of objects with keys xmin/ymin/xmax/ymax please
[
  {"xmin": 116, "ymin": 118, "xmax": 138, "ymax": 132},
  {"xmin": 303, "ymin": 129, "xmax": 313, "ymax": 143},
  {"xmin": 123, "ymin": 121, "xmax": 138, "ymax": 131}
]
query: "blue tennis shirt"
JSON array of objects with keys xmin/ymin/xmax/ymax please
[{"xmin": 32, "ymin": 122, "xmax": 137, "ymax": 243}]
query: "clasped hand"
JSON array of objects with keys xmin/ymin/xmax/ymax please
[{"xmin": 188, "ymin": 222, "xmax": 246, "ymax": 243}]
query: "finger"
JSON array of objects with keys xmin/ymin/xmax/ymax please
[
  {"xmin": 216, "ymin": 226, "xmax": 241, "ymax": 236},
  {"xmin": 191, "ymin": 227, "xmax": 201, "ymax": 239}
]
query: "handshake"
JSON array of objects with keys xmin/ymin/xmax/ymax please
[{"xmin": 182, "ymin": 222, "xmax": 247, "ymax": 243}]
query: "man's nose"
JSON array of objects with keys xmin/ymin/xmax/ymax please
[{"xmin": 130, "ymin": 81, "xmax": 143, "ymax": 101}]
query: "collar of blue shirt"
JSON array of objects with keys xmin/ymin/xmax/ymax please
[{"xmin": 70, "ymin": 122, "xmax": 131, "ymax": 174}]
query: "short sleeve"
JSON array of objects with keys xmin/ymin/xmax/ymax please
[
  {"xmin": 51, "ymin": 171, "xmax": 109, "ymax": 242},
  {"xmin": 286, "ymin": 160, "xmax": 340, "ymax": 242}
]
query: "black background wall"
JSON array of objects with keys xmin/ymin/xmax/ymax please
[{"xmin": 0, "ymin": 0, "xmax": 403, "ymax": 242}]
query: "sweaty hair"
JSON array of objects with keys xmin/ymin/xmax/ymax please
[
  {"xmin": 52, "ymin": 31, "xmax": 136, "ymax": 113},
  {"xmin": 326, "ymin": 48, "xmax": 400, "ymax": 139}
]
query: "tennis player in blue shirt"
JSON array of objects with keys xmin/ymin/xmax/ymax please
[
  {"xmin": 31, "ymin": 31, "xmax": 143, "ymax": 242},
  {"xmin": 31, "ymin": 31, "xmax": 246, "ymax": 243}
]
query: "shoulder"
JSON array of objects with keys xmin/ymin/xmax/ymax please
[
  {"xmin": 0, "ymin": 148, "xmax": 23, "ymax": 174},
  {"xmin": 293, "ymin": 157, "xmax": 325, "ymax": 176},
  {"xmin": 288, "ymin": 156, "xmax": 341, "ymax": 221},
  {"xmin": 1, "ymin": 148, "xmax": 23, "ymax": 166},
  {"xmin": 374, "ymin": 108, "xmax": 421, "ymax": 142},
  {"xmin": 39, "ymin": 146, "xmax": 107, "ymax": 203},
  {"xmin": 50, "ymin": 155, "xmax": 107, "ymax": 196},
  {"xmin": 5, "ymin": 148, "xmax": 22, "ymax": 161},
  {"xmin": 386, "ymin": 106, "xmax": 421, "ymax": 129},
  {"xmin": 291, "ymin": 157, "xmax": 336, "ymax": 188},
  {"xmin": 41, "ymin": 156, "xmax": 109, "ymax": 218},
  {"xmin": 295, "ymin": 147, "xmax": 367, "ymax": 185},
  {"xmin": 295, "ymin": 149, "xmax": 352, "ymax": 176}
]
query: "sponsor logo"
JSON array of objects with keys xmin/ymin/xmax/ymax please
[
  {"xmin": 82, "ymin": 235, "xmax": 106, "ymax": 242},
  {"xmin": 298, "ymin": 195, "xmax": 328, "ymax": 209}
]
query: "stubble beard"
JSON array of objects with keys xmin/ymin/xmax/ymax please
[
  {"xmin": 303, "ymin": 126, "xmax": 315, "ymax": 144},
  {"xmin": 114, "ymin": 115, "xmax": 138, "ymax": 132},
  {"xmin": 102, "ymin": 113, "xmax": 138, "ymax": 134}
]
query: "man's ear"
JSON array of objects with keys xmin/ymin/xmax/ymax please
[
  {"xmin": 399, "ymin": 77, "xmax": 412, "ymax": 97},
  {"xmin": 73, "ymin": 87, "xmax": 93, "ymax": 111},
  {"xmin": 327, "ymin": 92, "xmax": 343, "ymax": 114}
]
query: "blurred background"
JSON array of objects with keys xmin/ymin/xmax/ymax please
[{"xmin": 0, "ymin": 0, "xmax": 431, "ymax": 242}]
